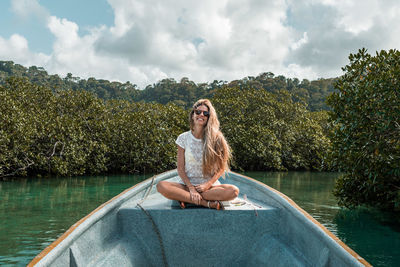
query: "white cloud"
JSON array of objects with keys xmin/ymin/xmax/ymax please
[
  {"xmin": 285, "ymin": 0, "xmax": 400, "ymax": 78},
  {"xmin": 44, "ymin": 16, "xmax": 153, "ymax": 86},
  {"xmin": 3, "ymin": 0, "xmax": 400, "ymax": 87},
  {"xmin": 96, "ymin": 0, "xmax": 292, "ymax": 85},
  {"xmin": 11, "ymin": 0, "xmax": 49, "ymax": 21},
  {"xmin": 0, "ymin": 34, "xmax": 49, "ymax": 65},
  {"xmin": 322, "ymin": 0, "xmax": 399, "ymax": 35},
  {"xmin": 285, "ymin": 63, "xmax": 318, "ymax": 81},
  {"xmin": 291, "ymin": 32, "xmax": 308, "ymax": 51}
]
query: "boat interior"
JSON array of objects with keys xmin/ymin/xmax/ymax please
[{"xmin": 33, "ymin": 171, "xmax": 365, "ymax": 267}]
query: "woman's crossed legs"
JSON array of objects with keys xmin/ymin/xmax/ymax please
[{"xmin": 157, "ymin": 181, "xmax": 239, "ymax": 209}]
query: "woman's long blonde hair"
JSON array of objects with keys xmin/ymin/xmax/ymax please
[{"xmin": 190, "ymin": 99, "xmax": 231, "ymax": 177}]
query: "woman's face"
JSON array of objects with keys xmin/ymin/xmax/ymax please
[{"xmin": 193, "ymin": 104, "xmax": 209, "ymax": 128}]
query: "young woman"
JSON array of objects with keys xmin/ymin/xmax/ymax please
[{"xmin": 157, "ymin": 99, "xmax": 239, "ymax": 210}]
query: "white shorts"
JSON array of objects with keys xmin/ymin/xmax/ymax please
[{"xmin": 179, "ymin": 177, "xmax": 221, "ymax": 186}]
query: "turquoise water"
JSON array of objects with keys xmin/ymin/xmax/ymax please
[
  {"xmin": 0, "ymin": 174, "xmax": 151, "ymax": 266},
  {"xmin": 247, "ymin": 172, "xmax": 400, "ymax": 267},
  {"xmin": 0, "ymin": 172, "xmax": 399, "ymax": 266}
]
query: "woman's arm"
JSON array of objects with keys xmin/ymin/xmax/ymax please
[
  {"xmin": 177, "ymin": 146, "xmax": 202, "ymax": 204},
  {"xmin": 195, "ymin": 168, "xmax": 225, "ymax": 193},
  {"xmin": 177, "ymin": 146, "xmax": 193, "ymax": 187}
]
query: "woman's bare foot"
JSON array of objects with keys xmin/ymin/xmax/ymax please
[
  {"xmin": 179, "ymin": 201, "xmax": 186, "ymax": 209},
  {"xmin": 207, "ymin": 200, "xmax": 224, "ymax": 210}
]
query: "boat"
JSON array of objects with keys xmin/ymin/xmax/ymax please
[{"xmin": 28, "ymin": 170, "xmax": 370, "ymax": 266}]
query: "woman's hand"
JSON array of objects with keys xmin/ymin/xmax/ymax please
[
  {"xmin": 195, "ymin": 182, "xmax": 211, "ymax": 193},
  {"xmin": 188, "ymin": 186, "xmax": 202, "ymax": 205}
]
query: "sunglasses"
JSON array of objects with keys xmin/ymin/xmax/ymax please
[{"xmin": 194, "ymin": 110, "xmax": 210, "ymax": 117}]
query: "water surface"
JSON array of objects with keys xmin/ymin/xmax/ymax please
[
  {"xmin": 0, "ymin": 174, "xmax": 150, "ymax": 266},
  {"xmin": 246, "ymin": 171, "xmax": 400, "ymax": 267},
  {"xmin": 0, "ymin": 172, "xmax": 399, "ymax": 266}
]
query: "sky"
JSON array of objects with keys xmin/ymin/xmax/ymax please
[{"xmin": 1, "ymin": 0, "xmax": 400, "ymax": 89}]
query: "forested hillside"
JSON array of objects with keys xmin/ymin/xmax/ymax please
[
  {"xmin": 0, "ymin": 61, "xmax": 336, "ymax": 110},
  {"xmin": 0, "ymin": 61, "xmax": 140, "ymax": 101}
]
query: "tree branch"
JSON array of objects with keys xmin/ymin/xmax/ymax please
[
  {"xmin": 0, "ymin": 157, "xmax": 34, "ymax": 178},
  {"xmin": 48, "ymin": 141, "xmax": 64, "ymax": 158}
]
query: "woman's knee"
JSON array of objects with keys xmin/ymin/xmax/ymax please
[
  {"xmin": 225, "ymin": 184, "xmax": 239, "ymax": 199},
  {"xmin": 231, "ymin": 185, "xmax": 239, "ymax": 198},
  {"xmin": 156, "ymin": 181, "xmax": 169, "ymax": 194}
]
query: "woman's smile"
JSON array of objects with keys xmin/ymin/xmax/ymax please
[{"xmin": 194, "ymin": 105, "xmax": 209, "ymax": 125}]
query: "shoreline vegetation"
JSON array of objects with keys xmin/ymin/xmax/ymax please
[
  {"xmin": 0, "ymin": 76, "xmax": 331, "ymax": 179},
  {"xmin": 1, "ymin": 48, "xmax": 399, "ymax": 212},
  {"xmin": 0, "ymin": 61, "xmax": 334, "ymax": 180}
]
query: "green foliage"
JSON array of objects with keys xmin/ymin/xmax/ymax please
[
  {"xmin": 138, "ymin": 74, "xmax": 336, "ymax": 111},
  {"xmin": 1, "ymin": 61, "xmax": 335, "ymax": 111},
  {"xmin": 0, "ymin": 77, "xmax": 111, "ymax": 176},
  {"xmin": 327, "ymin": 48, "xmax": 400, "ymax": 211},
  {"xmin": 0, "ymin": 78, "xmax": 187, "ymax": 178},
  {"xmin": 106, "ymin": 101, "xmax": 187, "ymax": 173},
  {"xmin": 226, "ymin": 74, "xmax": 336, "ymax": 111},
  {"xmin": 137, "ymin": 77, "xmax": 213, "ymax": 109},
  {"xmin": 0, "ymin": 77, "xmax": 49, "ymax": 177},
  {"xmin": 0, "ymin": 76, "xmax": 333, "ymax": 178},
  {"xmin": 0, "ymin": 61, "xmax": 140, "ymax": 101},
  {"xmin": 212, "ymin": 85, "xmax": 330, "ymax": 171}
]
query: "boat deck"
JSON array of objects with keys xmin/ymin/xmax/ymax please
[
  {"xmin": 107, "ymin": 194, "xmax": 308, "ymax": 267},
  {"xmin": 138, "ymin": 193, "xmax": 266, "ymax": 211}
]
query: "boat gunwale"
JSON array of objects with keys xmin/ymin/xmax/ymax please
[{"xmin": 28, "ymin": 169, "xmax": 371, "ymax": 267}]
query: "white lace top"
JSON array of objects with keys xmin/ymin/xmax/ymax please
[{"xmin": 175, "ymin": 131, "xmax": 214, "ymax": 185}]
